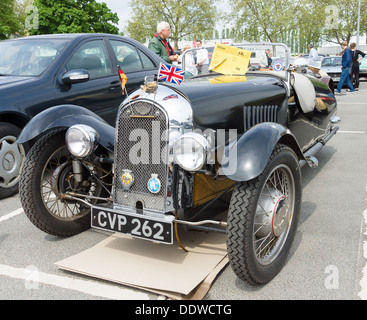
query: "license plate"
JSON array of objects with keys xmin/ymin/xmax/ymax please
[{"xmin": 91, "ymin": 206, "xmax": 173, "ymax": 244}]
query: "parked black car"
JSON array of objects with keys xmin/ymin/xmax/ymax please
[
  {"xmin": 0, "ymin": 33, "xmax": 165, "ymax": 199},
  {"xmin": 18, "ymin": 43, "xmax": 340, "ymax": 285}
]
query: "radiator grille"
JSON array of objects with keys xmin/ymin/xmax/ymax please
[
  {"xmin": 114, "ymin": 100, "xmax": 168, "ymax": 211},
  {"xmin": 243, "ymin": 105, "xmax": 278, "ymax": 131}
]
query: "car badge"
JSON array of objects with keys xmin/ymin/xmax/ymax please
[
  {"xmin": 163, "ymin": 94, "xmax": 179, "ymax": 101},
  {"xmin": 147, "ymin": 174, "xmax": 161, "ymax": 194},
  {"xmin": 121, "ymin": 170, "xmax": 134, "ymax": 191}
]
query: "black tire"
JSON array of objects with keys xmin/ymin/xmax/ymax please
[
  {"xmin": 226, "ymin": 144, "xmax": 302, "ymax": 285},
  {"xmin": 0, "ymin": 122, "xmax": 26, "ymax": 199},
  {"xmin": 19, "ymin": 129, "xmax": 108, "ymax": 237}
]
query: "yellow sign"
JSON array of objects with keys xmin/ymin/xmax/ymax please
[{"xmin": 209, "ymin": 44, "xmax": 251, "ymax": 75}]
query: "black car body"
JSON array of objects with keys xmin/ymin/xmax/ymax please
[
  {"xmin": 0, "ymin": 33, "xmax": 165, "ymax": 199},
  {"xmin": 17, "ymin": 43, "xmax": 340, "ymax": 286}
]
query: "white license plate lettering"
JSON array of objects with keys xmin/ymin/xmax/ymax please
[
  {"xmin": 91, "ymin": 208, "xmax": 172, "ymax": 244},
  {"xmin": 153, "ymin": 222, "xmax": 164, "ymax": 241},
  {"xmin": 131, "ymin": 218, "xmax": 141, "ymax": 236}
]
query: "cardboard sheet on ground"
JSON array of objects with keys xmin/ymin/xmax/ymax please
[{"xmin": 56, "ymin": 229, "xmax": 228, "ymax": 300}]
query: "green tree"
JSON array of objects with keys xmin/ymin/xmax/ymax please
[
  {"xmin": 318, "ymin": 0, "xmax": 367, "ymax": 45},
  {"xmin": 228, "ymin": 0, "xmax": 303, "ymax": 44},
  {"xmin": 0, "ymin": 0, "xmax": 21, "ymax": 39},
  {"xmin": 29, "ymin": 0, "xmax": 119, "ymax": 35},
  {"xmin": 126, "ymin": 0, "xmax": 218, "ymax": 50}
]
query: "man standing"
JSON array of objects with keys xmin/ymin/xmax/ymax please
[
  {"xmin": 308, "ymin": 44, "xmax": 319, "ymax": 62},
  {"xmin": 194, "ymin": 40, "xmax": 209, "ymax": 74},
  {"xmin": 260, "ymin": 49, "xmax": 273, "ymax": 68},
  {"xmin": 148, "ymin": 21, "xmax": 178, "ymax": 64},
  {"xmin": 335, "ymin": 41, "xmax": 355, "ymax": 94}
]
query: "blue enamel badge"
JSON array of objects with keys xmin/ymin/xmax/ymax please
[{"xmin": 147, "ymin": 174, "xmax": 161, "ymax": 194}]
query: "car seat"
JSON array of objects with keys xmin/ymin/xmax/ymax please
[{"xmin": 81, "ymin": 55, "xmax": 102, "ymax": 78}]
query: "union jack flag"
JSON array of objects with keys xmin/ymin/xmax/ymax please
[{"xmin": 158, "ymin": 63, "xmax": 185, "ymax": 85}]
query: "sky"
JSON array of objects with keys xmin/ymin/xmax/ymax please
[
  {"xmin": 99, "ymin": 0, "xmax": 230, "ymax": 34},
  {"xmin": 98, "ymin": 0, "xmax": 132, "ymax": 33}
]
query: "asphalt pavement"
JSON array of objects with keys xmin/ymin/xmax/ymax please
[{"xmin": 1, "ymin": 81, "xmax": 367, "ymax": 301}]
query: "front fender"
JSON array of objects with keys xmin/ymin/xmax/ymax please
[
  {"xmin": 221, "ymin": 123, "xmax": 305, "ymax": 181},
  {"xmin": 17, "ymin": 105, "xmax": 115, "ymax": 152}
]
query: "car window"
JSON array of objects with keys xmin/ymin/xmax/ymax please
[
  {"xmin": 138, "ymin": 48, "xmax": 156, "ymax": 69},
  {"xmin": 66, "ymin": 40, "xmax": 113, "ymax": 79},
  {"xmin": 0, "ymin": 39, "xmax": 69, "ymax": 76},
  {"xmin": 110, "ymin": 40, "xmax": 144, "ymax": 73},
  {"xmin": 322, "ymin": 57, "xmax": 341, "ymax": 67}
]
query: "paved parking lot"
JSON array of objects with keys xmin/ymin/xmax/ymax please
[{"xmin": 1, "ymin": 81, "xmax": 367, "ymax": 301}]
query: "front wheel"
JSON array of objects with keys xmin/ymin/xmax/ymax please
[
  {"xmin": 19, "ymin": 129, "xmax": 112, "ymax": 237},
  {"xmin": 226, "ymin": 144, "xmax": 302, "ymax": 285}
]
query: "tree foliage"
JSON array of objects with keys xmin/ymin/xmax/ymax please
[
  {"xmin": 0, "ymin": 0, "xmax": 21, "ymax": 39},
  {"xmin": 29, "ymin": 0, "xmax": 119, "ymax": 35},
  {"xmin": 228, "ymin": 0, "xmax": 367, "ymax": 52},
  {"xmin": 126, "ymin": 0, "xmax": 218, "ymax": 50}
]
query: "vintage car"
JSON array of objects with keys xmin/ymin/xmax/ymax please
[{"xmin": 17, "ymin": 43, "xmax": 340, "ymax": 285}]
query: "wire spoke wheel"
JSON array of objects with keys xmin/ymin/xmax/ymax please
[
  {"xmin": 19, "ymin": 129, "xmax": 111, "ymax": 237},
  {"xmin": 253, "ymin": 164, "xmax": 295, "ymax": 265},
  {"xmin": 226, "ymin": 144, "xmax": 302, "ymax": 285}
]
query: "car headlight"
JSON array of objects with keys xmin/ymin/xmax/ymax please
[
  {"xmin": 173, "ymin": 132, "xmax": 209, "ymax": 171},
  {"xmin": 65, "ymin": 125, "xmax": 99, "ymax": 158}
]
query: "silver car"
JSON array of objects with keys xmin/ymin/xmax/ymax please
[{"xmin": 321, "ymin": 56, "xmax": 342, "ymax": 82}]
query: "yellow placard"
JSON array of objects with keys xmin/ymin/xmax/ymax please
[{"xmin": 209, "ymin": 44, "xmax": 251, "ymax": 75}]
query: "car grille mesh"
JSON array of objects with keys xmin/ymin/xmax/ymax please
[
  {"xmin": 243, "ymin": 105, "xmax": 278, "ymax": 131},
  {"xmin": 114, "ymin": 100, "xmax": 168, "ymax": 211}
]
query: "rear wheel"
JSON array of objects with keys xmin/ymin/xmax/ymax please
[
  {"xmin": 226, "ymin": 144, "xmax": 302, "ymax": 285},
  {"xmin": 19, "ymin": 129, "xmax": 111, "ymax": 237}
]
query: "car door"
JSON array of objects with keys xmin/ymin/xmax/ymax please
[
  {"xmin": 55, "ymin": 38, "xmax": 123, "ymax": 126},
  {"xmin": 108, "ymin": 40, "xmax": 159, "ymax": 94}
]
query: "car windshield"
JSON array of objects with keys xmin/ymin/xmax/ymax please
[
  {"xmin": 321, "ymin": 56, "xmax": 342, "ymax": 67},
  {"xmin": 0, "ymin": 38, "xmax": 70, "ymax": 76}
]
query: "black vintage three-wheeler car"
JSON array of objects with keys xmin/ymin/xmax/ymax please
[{"xmin": 17, "ymin": 43, "xmax": 340, "ymax": 285}]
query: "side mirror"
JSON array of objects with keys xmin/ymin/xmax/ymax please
[{"xmin": 62, "ymin": 69, "xmax": 90, "ymax": 85}]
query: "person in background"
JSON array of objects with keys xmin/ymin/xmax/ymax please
[
  {"xmin": 194, "ymin": 40, "xmax": 209, "ymax": 74},
  {"xmin": 148, "ymin": 21, "xmax": 178, "ymax": 64},
  {"xmin": 335, "ymin": 41, "xmax": 355, "ymax": 94},
  {"xmin": 349, "ymin": 42, "xmax": 365, "ymax": 91},
  {"xmin": 260, "ymin": 49, "xmax": 272, "ymax": 68},
  {"xmin": 308, "ymin": 44, "xmax": 319, "ymax": 63}
]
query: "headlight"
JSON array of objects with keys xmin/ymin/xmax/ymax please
[
  {"xmin": 173, "ymin": 132, "xmax": 209, "ymax": 171},
  {"xmin": 65, "ymin": 125, "xmax": 99, "ymax": 158}
]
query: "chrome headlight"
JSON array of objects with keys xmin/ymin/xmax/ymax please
[
  {"xmin": 173, "ymin": 132, "xmax": 209, "ymax": 171},
  {"xmin": 65, "ymin": 125, "xmax": 99, "ymax": 158}
]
